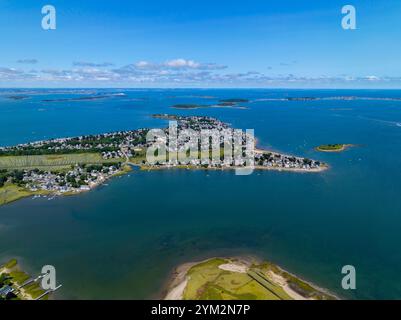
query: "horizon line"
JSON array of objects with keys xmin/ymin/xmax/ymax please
[{"xmin": 1, "ymin": 87, "xmax": 401, "ymax": 90}]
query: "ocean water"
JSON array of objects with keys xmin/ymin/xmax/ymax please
[{"xmin": 1, "ymin": 88, "xmax": 401, "ymax": 299}]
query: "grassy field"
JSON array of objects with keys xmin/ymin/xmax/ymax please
[
  {"xmin": 129, "ymin": 150, "xmax": 147, "ymax": 165},
  {"xmin": 0, "ymin": 153, "xmax": 134, "ymax": 206},
  {"xmin": 180, "ymin": 258, "xmax": 335, "ymax": 300},
  {"xmin": 3, "ymin": 259, "xmax": 17, "ymax": 269},
  {"xmin": 183, "ymin": 258, "xmax": 291, "ymax": 300},
  {"xmin": 0, "ymin": 184, "xmax": 47, "ymax": 206},
  {"xmin": 0, "ymin": 153, "xmax": 116, "ymax": 171},
  {"xmin": 253, "ymin": 261, "xmax": 335, "ymax": 300}
]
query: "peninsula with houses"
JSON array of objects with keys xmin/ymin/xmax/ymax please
[{"xmin": 0, "ymin": 115, "xmax": 327, "ymax": 206}]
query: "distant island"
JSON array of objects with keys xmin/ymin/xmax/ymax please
[
  {"xmin": 171, "ymin": 104, "xmax": 209, "ymax": 109},
  {"xmin": 171, "ymin": 104, "xmax": 248, "ymax": 110},
  {"xmin": 7, "ymin": 95, "xmax": 29, "ymax": 101},
  {"xmin": 256, "ymin": 96, "xmax": 401, "ymax": 102},
  {"xmin": 219, "ymin": 98, "xmax": 249, "ymax": 103},
  {"xmin": 316, "ymin": 144, "xmax": 354, "ymax": 152},
  {"xmin": 0, "ymin": 115, "xmax": 326, "ymax": 206},
  {"xmin": 0, "ymin": 259, "xmax": 53, "ymax": 300},
  {"xmin": 171, "ymin": 98, "xmax": 249, "ymax": 110},
  {"xmin": 42, "ymin": 93, "xmax": 126, "ymax": 103},
  {"xmin": 287, "ymin": 97, "xmax": 318, "ymax": 101},
  {"xmin": 165, "ymin": 257, "xmax": 336, "ymax": 300}
]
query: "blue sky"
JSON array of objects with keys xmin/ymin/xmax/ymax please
[{"xmin": 1, "ymin": 0, "xmax": 401, "ymax": 88}]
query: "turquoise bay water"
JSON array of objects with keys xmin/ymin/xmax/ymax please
[{"xmin": 1, "ymin": 89, "xmax": 401, "ymax": 299}]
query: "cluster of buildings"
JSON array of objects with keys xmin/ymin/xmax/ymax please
[
  {"xmin": 0, "ymin": 129, "xmax": 149, "ymax": 157},
  {"xmin": 255, "ymin": 152, "xmax": 322, "ymax": 170},
  {"xmin": 22, "ymin": 164, "xmax": 122, "ymax": 194},
  {"xmin": 101, "ymin": 149, "xmax": 133, "ymax": 160},
  {"xmin": 148, "ymin": 115, "xmax": 256, "ymax": 167},
  {"xmin": 147, "ymin": 115, "xmax": 325, "ymax": 171},
  {"xmin": 173, "ymin": 115, "xmax": 230, "ymax": 131},
  {"xmin": 0, "ymin": 285, "xmax": 14, "ymax": 300}
]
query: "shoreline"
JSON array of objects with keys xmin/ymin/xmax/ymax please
[
  {"xmin": 139, "ymin": 164, "xmax": 328, "ymax": 173},
  {"xmin": 164, "ymin": 261, "xmax": 198, "ymax": 300},
  {"xmin": 164, "ymin": 256, "xmax": 339, "ymax": 301},
  {"xmin": 138, "ymin": 144, "xmax": 328, "ymax": 173},
  {"xmin": 0, "ymin": 258, "xmax": 48, "ymax": 300}
]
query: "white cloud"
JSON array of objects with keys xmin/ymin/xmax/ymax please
[
  {"xmin": 364, "ymin": 75, "xmax": 380, "ymax": 81},
  {"xmin": 130, "ymin": 59, "xmax": 226, "ymax": 71},
  {"xmin": 73, "ymin": 61, "xmax": 114, "ymax": 67},
  {"xmin": 165, "ymin": 59, "xmax": 199, "ymax": 68},
  {"xmin": 134, "ymin": 61, "xmax": 152, "ymax": 68},
  {"xmin": 2, "ymin": 59, "xmax": 401, "ymax": 87}
]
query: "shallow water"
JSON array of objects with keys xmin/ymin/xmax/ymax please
[{"xmin": 1, "ymin": 89, "xmax": 401, "ymax": 299}]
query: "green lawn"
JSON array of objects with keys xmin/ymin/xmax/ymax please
[
  {"xmin": 0, "ymin": 153, "xmax": 116, "ymax": 171},
  {"xmin": 0, "ymin": 184, "xmax": 45, "ymax": 206},
  {"xmin": 2, "ymin": 259, "xmax": 17, "ymax": 269},
  {"xmin": 0, "ymin": 153, "xmax": 133, "ymax": 206}
]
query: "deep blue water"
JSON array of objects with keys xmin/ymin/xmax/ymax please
[{"xmin": 1, "ymin": 89, "xmax": 401, "ymax": 299}]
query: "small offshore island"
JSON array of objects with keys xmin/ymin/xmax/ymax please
[
  {"xmin": 171, "ymin": 98, "xmax": 249, "ymax": 110},
  {"xmin": 165, "ymin": 257, "xmax": 336, "ymax": 300},
  {"xmin": 316, "ymin": 144, "xmax": 354, "ymax": 153},
  {"xmin": 0, "ymin": 115, "xmax": 326, "ymax": 206}
]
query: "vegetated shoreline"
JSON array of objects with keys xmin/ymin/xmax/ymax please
[
  {"xmin": 0, "ymin": 258, "xmax": 48, "ymax": 300},
  {"xmin": 315, "ymin": 144, "xmax": 355, "ymax": 153},
  {"xmin": 163, "ymin": 256, "xmax": 339, "ymax": 301}
]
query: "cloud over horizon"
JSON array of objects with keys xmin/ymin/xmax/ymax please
[
  {"xmin": 73, "ymin": 61, "xmax": 115, "ymax": 67},
  {"xmin": 0, "ymin": 58, "xmax": 400, "ymax": 87},
  {"xmin": 131, "ymin": 59, "xmax": 227, "ymax": 71}
]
